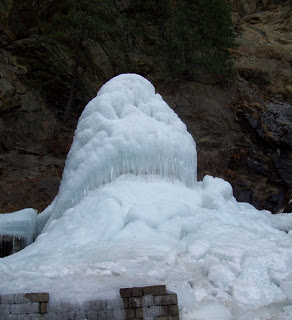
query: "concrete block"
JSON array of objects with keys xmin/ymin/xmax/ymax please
[
  {"xmin": 125, "ymin": 308, "xmax": 136, "ymax": 319},
  {"xmin": 168, "ymin": 304, "xmax": 179, "ymax": 316},
  {"xmin": 129, "ymin": 295, "xmax": 156, "ymax": 308},
  {"xmin": 41, "ymin": 312, "xmax": 52, "ymax": 320},
  {"xmin": 60, "ymin": 312, "xmax": 76, "ymax": 320},
  {"xmin": 142, "ymin": 295, "xmax": 153, "ymax": 307},
  {"xmin": 129, "ymin": 297, "xmax": 143, "ymax": 308},
  {"xmin": 81, "ymin": 300, "xmax": 97, "ymax": 311},
  {"xmin": 75, "ymin": 313, "xmax": 88, "ymax": 320},
  {"xmin": 135, "ymin": 308, "xmax": 143, "ymax": 318},
  {"xmin": 5, "ymin": 316, "xmax": 18, "ymax": 320},
  {"xmin": 30, "ymin": 314, "xmax": 44, "ymax": 320},
  {"xmin": 143, "ymin": 285, "xmax": 166, "ymax": 296},
  {"xmin": 40, "ymin": 303, "xmax": 47, "ymax": 314},
  {"xmin": 83, "ymin": 298, "xmax": 107, "ymax": 311},
  {"xmin": 1, "ymin": 293, "xmax": 30, "ymax": 304},
  {"xmin": 11, "ymin": 303, "xmax": 38, "ymax": 315},
  {"xmin": 60, "ymin": 301, "xmax": 76, "ymax": 312},
  {"xmin": 113, "ymin": 307, "xmax": 125, "ymax": 319},
  {"xmin": 30, "ymin": 293, "xmax": 49, "ymax": 303},
  {"xmin": 155, "ymin": 305, "xmax": 168, "ymax": 316},
  {"xmin": 154, "ymin": 294, "xmax": 177, "ymax": 306},
  {"xmin": 97, "ymin": 309, "xmax": 114, "ymax": 320},
  {"xmin": 17, "ymin": 315, "xmax": 32, "ymax": 320},
  {"xmin": 0, "ymin": 304, "xmax": 11, "ymax": 314},
  {"xmin": 142, "ymin": 306, "xmax": 168, "ymax": 318},
  {"xmin": 106, "ymin": 309, "xmax": 115, "ymax": 318},
  {"xmin": 44, "ymin": 312, "xmax": 63, "ymax": 320},
  {"xmin": 106, "ymin": 298, "xmax": 123, "ymax": 310},
  {"xmin": 132, "ymin": 287, "xmax": 143, "ymax": 297},
  {"xmin": 28, "ymin": 315, "xmax": 39, "ymax": 320},
  {"xmin": 123, "ymin": 298, "xmax": 129, "ymax": 308},
  {"xmin": 86, "ymin": 310, "xmax": 98, "ymax": 320},
  {"xmin": 120, "ymin": 288, "xmax": 132, "ymax": 298}
]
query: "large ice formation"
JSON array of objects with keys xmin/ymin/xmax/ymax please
[
  {"xmin": 41, "ymin": 74, "xmax": 197, "ymax": 232},
  {"xmin": 0, "ymin": 74, "xmax": 292, "ymax": 320}
]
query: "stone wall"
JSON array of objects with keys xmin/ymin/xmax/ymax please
[
  {"xmin": 120, "ymin": 285, "xmax": 179, "ymax": 320},
  {"xmin": 0, "ymin": 286, "xmax": 179, "ymax": 319},
  {"xmin": 0, "ymin": 292, "xmax": 49, "ymax": 320},
  {"xmin": 47, "ymin": 298, "xmax": 125, "ymax": 320},
  {"xmin": 0, "ymin": 292, "xmax": 125, "ymax": 320}
]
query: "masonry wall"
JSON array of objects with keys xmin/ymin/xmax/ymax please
[
  {"xmin": 0, "ymin": 292, "xmax": 125, "ymax": 320},
  {"xmin": 0, "ymin": 292, "xmax": 49, "ymax": 320},
  {"xmin": 0, "ymin": 286, "xmax": 179, "ymax": 320},
  {"xmin": 120, "ymin": 285, "xmax": 179, "ymax": 320}
]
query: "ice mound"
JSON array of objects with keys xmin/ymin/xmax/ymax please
[
  {"xmin": 0, "ymin": 74, "xmax": 292, "ymax": 320},
  {"xmin": 1, "ymin": 177, "xmax": 292, "ymax": 319},
  {"xmin": 41, "ymin": 74, "xmax": 196, "ymax": 231}
]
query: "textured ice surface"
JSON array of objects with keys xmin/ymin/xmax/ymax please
[
  {"xmin": 0, "ymin": 74, "xmax": 292, "ymax": 320},
  {"xmin": 1, "ymin": 177, "xmax": 292, "ymax": 319},
  {"xmin": 0, "ymin": 208, "xmax": 37, "ymax": 245},
  {"xmin": 42, "ymin": 74, "xmax": 196, "ymax": 231}
]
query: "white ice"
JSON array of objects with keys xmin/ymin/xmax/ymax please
[
  {"xmin": 0, "ymin": 74, "xmax": 291, "ymax": 320},
  {"xmin": 42, "ymin": 74, "xmax": 197, "ymax": 231},
  {"xmin": 0, "ymin": 208, "xmax": 37, "ymax": 246}
]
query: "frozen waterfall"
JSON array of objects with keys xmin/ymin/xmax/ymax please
[
  {"xmin": 1, "ymin": 74, "xmax": 292, "ymax": 320},
  {"xmin": 41, "ymin": 74, "xmax": 197, "ymax": 231}
]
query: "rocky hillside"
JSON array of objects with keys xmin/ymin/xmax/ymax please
[{"xmin": 0, "ymin": 0, "xmax": 291, "ymax": 213}]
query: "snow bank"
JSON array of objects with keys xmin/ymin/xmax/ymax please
[
  {"xmin": 0, "ymin": 74, "xmax": 291, "ymax": 320},
  {"xmin": 1, "ymin": 177, "xmax": 292, "ymax": 319}
]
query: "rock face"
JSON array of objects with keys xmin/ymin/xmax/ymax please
[
  {"xmin": 0, "ymin": 0, "xmax": 291, "ymax": 213},
  {"xmin": 0, "ymin": 0, "xmax": 55, "ymax": 46}
]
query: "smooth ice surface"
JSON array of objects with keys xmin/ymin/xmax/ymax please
[
  {"xmin": 42, "ymin": 74, "xmax": 197, "ymax": 231},
  {"xmin": 0, "ymin": 74, "xmax": 292, "ymax": 320},
  {"xmin": 0, "ymin": 208, "xmax": 37, "ymax": 245}
]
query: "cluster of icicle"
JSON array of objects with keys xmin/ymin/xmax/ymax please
[
  {"xmin": 40, "ymin": 74, "xmax": 197, "ymax": 232},
  {"xmin": 0, "ymin": 208, "xmax": 37, "ymax": 251}
]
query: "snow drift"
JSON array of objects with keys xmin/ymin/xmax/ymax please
[{"xmin": 0, "ymin": 74, "xmax": 292, "ymax": 320}]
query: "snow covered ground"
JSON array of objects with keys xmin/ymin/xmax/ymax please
[{"xmin": 0, "ymin": 74, "xmax": 291, "ymax": 319}]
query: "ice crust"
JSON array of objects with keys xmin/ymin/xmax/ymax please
[
  {"xmin": 43, "ymin": 74, "xmax": 197, "ymax": 231},
  {"xmin": 0, "ymin": 74, "xmax": 292, "ymax": 320},
  {"xmin": 0, "ymin": 208, "xmax": 37, "ymax": 245}
]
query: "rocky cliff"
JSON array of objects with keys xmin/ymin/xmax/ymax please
[{"xmin": 0, "ymin": 0, "xmax": 291, "ymax": 213}]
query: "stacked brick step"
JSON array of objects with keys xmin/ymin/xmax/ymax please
[
  {"xmin": 0, "ymin": 292, "xmax": 125, "ymax": 320},
  {"xmin": 120, "ymin": 285, "xmax": 179, "ymax": 320},
  {"xmin": 0, "ymin": 292, "xmax": 49, "ymax": 320}
]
